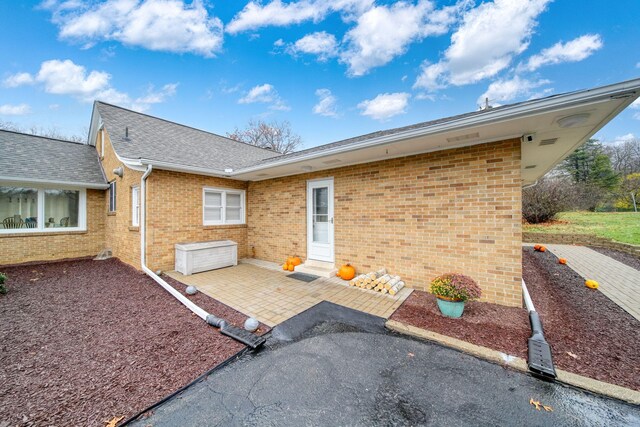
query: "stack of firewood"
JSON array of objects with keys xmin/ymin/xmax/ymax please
[{"xmin": 348, "ymin": 268, "xmax": 405, "ymax": 296}]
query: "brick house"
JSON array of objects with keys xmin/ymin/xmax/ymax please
[{"xmin": 1, "ymin": 79, "xmax": 638, "ymax": 307}]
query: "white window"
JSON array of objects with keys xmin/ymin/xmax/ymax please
[
  {"xmin": 203, "ymin": 187, "xmax": 245, "ymax": 225},
  {"xmin": 108, "ymin": 181, "xmax": 116, "ymax": 212},
  {"xmin": 131, "ymin": 186, "xmax": 140, "ymax": 227},
  {"xmin": 0, "ymin": 184, "xmax": 86, "ymax": 234}
]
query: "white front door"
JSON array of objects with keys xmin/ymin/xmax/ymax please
[{"xmin": 307, "ymin": 178, "xmax": 334, "ymax": 262}]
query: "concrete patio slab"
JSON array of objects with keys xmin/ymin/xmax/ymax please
[{"xmin": 166, "ymin": 260, "xmax": 412, "ymax": 327}]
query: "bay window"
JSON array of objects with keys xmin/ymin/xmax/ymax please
[
  {"xmin": 0, "ymin": 185, "xmax": 86, "ymax": 233},
  {"xmin": 203, "ymin": 187, "xmax": 245, "ymax": 225}
]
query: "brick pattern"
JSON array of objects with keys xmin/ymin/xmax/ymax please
[
  {"xmin": 145, "ymin": 170, "xmax": 249, "ymax": 272},
  {"xmin": 0, "ymin": 189, "xmax": 105, "ymax": 266},
  {"xmin": 248, "ymin": 139, "xmax": 523, "ymax": 307},
  {"xmin": 100, "ymin": 129, "xmax": 143, "ymax": 267}
]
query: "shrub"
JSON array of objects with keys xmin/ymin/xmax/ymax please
[
  {"xmin": 0, "ymin": 272, "xmax": 6, "ymax": 295},
  {"xmin": 522, "ymin": 178, "xmax": 571, "ymax": 224},
  {"xmin": 430, "ymin": 273, "xmax": 482, "ymax": 302}
]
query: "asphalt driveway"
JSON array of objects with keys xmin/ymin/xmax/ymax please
[{"xmin": 131, "ymin": 303, "xmax": 640, "ymax": 426}]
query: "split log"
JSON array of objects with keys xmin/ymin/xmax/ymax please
[
  {"xmin": 384, "ymin": 276, "xmax": 402, "ymax": 290},
  {"xmin": 389, "ymin": 281, "xmax": 405, "ymax": 296}
]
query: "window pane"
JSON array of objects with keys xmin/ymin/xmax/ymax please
[
  {"xmin": 109, "ymin": 182, "xmax": 116, "ymax": 212},
  {"xmin": 204, "ymin": 191, "xmax": 222, "ymax": 207},
  {"xmin": 0, "ymin": 186, "xmax": 38, "ymax": 229},
  {"xmin": 226, "ymin": 207, "xmax": 241, "ymax": 221},
  {"xmin": 314, "ymin": 187, "xmax": 328, "ymax": 215},
  {"xmin": 132, "ymin": 187, "xmax": 140, "ymax": 226},
  {"xmin": 204, "ymin": 206, "xmax": 222, "ymax": 222},
  {"xmin": 45, "ymin": 190, "xmax": 79, "ymax": 228},
  {"xmin": 227, "ymin": 193, "xmax": 241, "ymax": 207}
]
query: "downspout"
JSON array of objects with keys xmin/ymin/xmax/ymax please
[
  {"xmin": 522, "ymin": 279, "xmax": 557, "ymax": 380},
  {"xmin": 139, "ymin": 165, "xmax": 226, "ymax": 327}
]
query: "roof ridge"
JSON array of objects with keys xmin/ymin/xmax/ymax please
[
  {"xmin": 0, "ymin": 129, "xmax": 86, "ymax": 146},
  {"xmin": 95, "ymin": 100, "xmax": 282, "ymax": 156}
]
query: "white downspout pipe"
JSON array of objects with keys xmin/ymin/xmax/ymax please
[
  {"xmin": 139, "ymin": 165, "xmax": 225, "ymax": 326},
  {"xmin": 522, "ymin": 279, "xmax": 536, "ymax": 313}
]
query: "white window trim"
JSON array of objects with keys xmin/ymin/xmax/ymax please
[
  {"xmin": 131, "ymin": 185, "xmax": 140, "ymax": 227},
  {"xmin": 0, "ymin": 183, "xmax": 87, "ymax": 234},
  {"xmin": 202, "ymin": 187, "xmax": 246, "ymax": 226}
]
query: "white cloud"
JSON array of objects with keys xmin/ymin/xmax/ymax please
[
  {"xmin": 3, "ymin": 72, "xmax": 34, "ymax": 88},
  {"xmin": 358, "ymin": 92, "xmax": 410, "ymax": 120},
  {"xmin": 312, "ymin": 88, "xmax": 338, "ymax": 117},
  {"xmin": 341, "ymin": 0, "xmax": 461, "ymax": 76},
  {"xmin": 227, "ymin": 0, "xmax": 373, "ymax": 34},
  {"xmin": 415, "ymin": 0, "xmax": 551, "ymax": 90},
  {"xmin": 477, "ymin": 76, "xmax": 551, "ymax": 105},
  {"xmin": 614, "ymin": 133, "xmax": 635, "ymax": 143},
  {"xmin": 7, "ymin": 59, "xmax": 177, "ymax": 112},
  {"xmin": 287, "ymin": 31, "xmax": 338, "ymax": 62},
  {"xmin": 238, "ymin": 83, "xmax": 290, "ymax": 111},
  {"xmin": 45, "ymin": 0, "xmax": 223, "ymax": 57},
  {"xmin": 521, "ymin": 34, "xmax": 603, "ymax": 71},
  {"xmin": 0, "ymin": 103, "xmax": 31, "ymax": 115}
]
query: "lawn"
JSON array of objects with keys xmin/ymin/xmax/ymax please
[{"xmin": 524, "ymin": 211, "xmax": 640, "ymax": 245}]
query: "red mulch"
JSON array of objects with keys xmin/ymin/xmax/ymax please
[
  {"xmin": 523, "ymin": 247, "xmax": 640, "ymax": 391},
  {"xmin": 0, "ymin": 258, "xmax": 268, "ymax": 426},
  {"xmin": 391, "ymin": 290, "xmax": 530, "ymax": 359}
]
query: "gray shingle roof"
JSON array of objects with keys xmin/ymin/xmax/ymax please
[
  {"xmin": 96, "ymin": 102, "xmax": 281, "ymax": 171},
  {"xmin": 0, "ymin": 130, "xmax": 106, "ymax": 187}
]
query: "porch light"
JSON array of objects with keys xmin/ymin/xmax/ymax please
[{"xmin": 557, "ymin": 113, "xmax": 590, "ymax": 128}]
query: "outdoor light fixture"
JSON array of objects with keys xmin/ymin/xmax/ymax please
[
  {"xmin": 113, "ymin": 166, "xmax": 124, "ymax": 178},
  {"xmin": 557, "ymin": 113, "xmax": 590, "ymax": 128}
]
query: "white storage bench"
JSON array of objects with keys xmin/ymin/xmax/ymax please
[{"xmin": 174, "ymin": 240, "xmax": 238, "ymax": 275}]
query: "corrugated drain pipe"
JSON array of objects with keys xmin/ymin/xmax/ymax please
[
  {"xmin": 522, "ymin": 279, "xmax": 557, "ymax": 380},
  {"xmin": 139, "ymin": 165, "xmax": 226, "ymax": 328}
]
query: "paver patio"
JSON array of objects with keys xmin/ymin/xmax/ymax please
[
  {"xmin": 166, "ymin": 260, "xmax": 413, "ymax": 326},
  {"xmin": 534, "ymin": 244, "xmax": 640, "ymax": 321}
]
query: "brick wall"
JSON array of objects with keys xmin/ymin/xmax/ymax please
[
  {"xmin": 0, "ymin": 189, "xmax": 105, "ymax": 266},
  {"xmin": 145, "ymin": 170, "xmax": 249, "ymax": 272},
  {"xmin": 100, "ymin": 129, "xmax": 143, "ymax": 267},
  {"xmin": 248, "ymin": 139, "xmax": 523, "ymax": 307}
]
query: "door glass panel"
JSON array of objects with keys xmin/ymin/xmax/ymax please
[
  {"xmin": 45, "ymin": 189, "xmax": 79, "ymax": 228},
  {"xmin": 312, "ymin": 187, "xmax": 329, "ymax": 243}
]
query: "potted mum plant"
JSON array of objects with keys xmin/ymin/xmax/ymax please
[{"xmin": 430, "ymin": 273, "xmax": 482, "ymax": 318}]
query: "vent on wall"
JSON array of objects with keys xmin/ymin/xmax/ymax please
[
  {"xmin": 524, "ymin": 165, "xmax": 537, "ymax": 169},
  {"xmin": 539, "ymin": 138, "xmax": 558, "ymax": 146},
  {"xmin": 446, "ymin": 132, "xmax": 479, "ymax": 143}
]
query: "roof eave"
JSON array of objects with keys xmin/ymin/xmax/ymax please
[{"xmin": 0, "ymin": 176, "xmax": 109, "ymax": 189}]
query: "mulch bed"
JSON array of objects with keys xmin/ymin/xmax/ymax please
[
  {"xmin": 390, "ymin": 291, "xmax": 530, "ymax": 359},
  {"xmin": 523, "ymin": 247, "xmax": 640, "ymax": 391},
  {"xmin": 590, "ymin": 247, "xmax": 640, "ymax": 272},
  {"xmin": 0, "ymin": 258, "xmax": 268, "ymax": 426},
  {"xmin": 391, "ymin": 248, "xmax": 640, "ymax": 392}
]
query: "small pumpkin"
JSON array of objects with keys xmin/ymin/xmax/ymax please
[
  {"xmin": 533, "ymin": 244, "xmax": 542, "ymax": 251},
  {"xmin": 558, "ymin": 258, "xmax": 567, "ymax": 265},
  {"xmin": 538, "ymin": 246, "xmax": 546, "ymax": 252},
  {"xmin": 337, "ymin": 263, "xmax": 356, "ymax": 281},
  {"xmin": 585, "ymin": 279, "xmax": 599, "ymax": 289},
  {"xmin": 287, "ymin": 256, "xmax": 302, "ymax": 266},
  {"xmin": 287, "ymin": 264, "xmax": 295, "ymax": 271},
  {"xmin": 283, "ymin": 263, "xmax": 289, "ymax": 271}
]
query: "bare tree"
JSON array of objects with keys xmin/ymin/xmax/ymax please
[
  {"xmin": 0, "ymin": 120, "xmax": 86, "ymax": 143},
  {"xmin": 522, "ymin": 177, "xmax": 573, "ymax": 223},
  {"xmin": 605, "ymin": 137, "xmax": 640, "ymax": 176},
  {"xmin": 227, "ymin": 119, "xmax": 302, "ymax": 154}
]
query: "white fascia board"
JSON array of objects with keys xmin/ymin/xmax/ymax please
[
  {"xmin": 135, "ymin": 158, "xmax": 230, "ymax": 177},
  {"xmin": 86, "ymin": 103, "xmax": 101, "ymax": 147},
  {"xmin": 233, "ymin": 79, "xmax": 640, "ymax": 175},
  {"xmin": 0, "ymin": 176, "xmax": 109, "ymax": 189}
]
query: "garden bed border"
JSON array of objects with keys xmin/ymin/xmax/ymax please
[{"xmin": 523, "ymin": 232, "xmax": 640, "ymax": 258}]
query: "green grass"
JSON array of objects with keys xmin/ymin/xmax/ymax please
[{"xmin": 524, "ymin": 211, "xmax": 640, "ymax": 245}]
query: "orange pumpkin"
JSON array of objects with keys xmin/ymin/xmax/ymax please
[
  {"xmin": 558, "ymin": 258, "xmax": 567, "ymax": 265},
  {"xmin": 585, "ymin": 279, "xmax": 599, "ymax": 289},
  {"xmin": 287, "ymin": 264, "xmax": 295, "ymax": 271},
  {"xmin": 337, "ymin": 263, "xmax": 356, "ymax": 281},
  {"xmin": 283, "ymin": 263, "xmax": 289, "ymax": 271},
  {"xmin": 534, "ymin": 244, "xmax": 542, "ymax": 251},
  {"xmin": 287, "ymin": 256, "xmax": 302, "ymax": 266},
  {"xmin": 539, "ymin": 246, "xmax": 546, "ymax": 252}
]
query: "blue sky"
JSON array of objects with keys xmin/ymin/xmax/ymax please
[{"xmin": 0, "ymin": 0, "xmax": 639, "ymax": 149}]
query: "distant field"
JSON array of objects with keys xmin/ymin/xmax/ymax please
[{"xmin": 524, "ymin": 211, "xmax": 640, "ymax": 245}]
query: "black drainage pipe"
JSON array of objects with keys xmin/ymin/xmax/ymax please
[{"xmin": 522, "ymin": 280, "xmax": 557, "ymax": 381}]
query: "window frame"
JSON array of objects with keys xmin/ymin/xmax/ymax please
[
  {"xmin": 202, "ymin": 187, "xmax": 246, "ymax": 226},
  {"xmin": 131, "ymin": 185, "xmax": 140, "ymax": 227},
  {"xmin": 0, "ymin": 183, "xmax": 87, "ymax": 234},
  {"xmin": 108, "ymin": 181, "xmax": 116, "ymax": 213}
]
